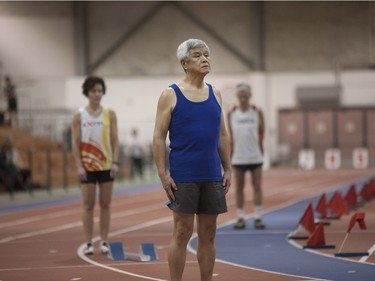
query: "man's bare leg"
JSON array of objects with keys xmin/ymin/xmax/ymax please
[
  {"xmin": 196, "ymin": 214, "xmax": 218, "ymax": 281},
  {"xmin": 169, "ymin": 212, "xmax": 194, "ymax": 281}
]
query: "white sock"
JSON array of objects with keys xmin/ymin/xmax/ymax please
[
  {"xmin": 254, "ymin": 206, "xmax": 262, "ymax": 219},
  {"xmin": 237, "ymin": 208, "xmax": 245, "ymax": 219}
]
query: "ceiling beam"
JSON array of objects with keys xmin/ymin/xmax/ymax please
[
  {"xmin": 171, "ymin": 2, "xmax": 256, "ymax": 70},
  {"xmin": 89, "ymin": 2, "xmax": 167, "ymax": 73}
]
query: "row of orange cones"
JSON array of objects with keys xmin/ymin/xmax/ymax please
[{"xmin": 289, "ymin": 177, "xmax": 375, "ymax": 257}]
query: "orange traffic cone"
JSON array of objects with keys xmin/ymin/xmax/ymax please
[
  {"xmin": 288, "ymin": 203, "xmax": 315, "ymax": 240},
  {"xmin": 315, "ymin": 193, "xmax": 327, "ymax": 219},
  {"xmin": 360, "ymin": 183, "xmax": 372, "ymax": 202},
  {"xmin": 345, "ymin": 185, "xmax": 358, "ymax": 210},
  {"xmin": 303, "ymin": 222, "xmax": 335, "ymax": 249},
  {"xmin": 327, "ymin": 192, "xmax": 347, "ymax": 218},
  {"xmin": 315, "ymin": 193, "xmax": 331, "ymax": 226}
]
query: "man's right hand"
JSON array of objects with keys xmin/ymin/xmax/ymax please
[{"xmin": 160, "ymin": 175, "xmax": 177, "ymax": 202}]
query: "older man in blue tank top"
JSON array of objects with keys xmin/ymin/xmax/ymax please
[{"xmin": 153, "ymin": 39, "xmax": 232, "ymax": 281}]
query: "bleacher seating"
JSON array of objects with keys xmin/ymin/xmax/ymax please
[{"xmin": 0, "ymin": 127, "xmax": 78, "ymax": 193}]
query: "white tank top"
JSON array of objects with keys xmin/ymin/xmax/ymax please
[
  {"xmin": 79, "ymin": 107, "xmax": 112, "ymax": 171},
  {"xmin": 230, "ymin": 106, "xmax": 263, "ymax": 165}
]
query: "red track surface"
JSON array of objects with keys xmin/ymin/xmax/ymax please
[{"xmin": 0, "ymin": 168, "xmax": 374, "ymax": 281}]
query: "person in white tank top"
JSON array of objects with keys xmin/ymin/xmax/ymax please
[
  {"xmin": 227, "ymin": 83, "xmax": 266, "ymax": 230},
  {"xmin": 71, "ymin": 76, "xmax": 119, "ymax": 255}
]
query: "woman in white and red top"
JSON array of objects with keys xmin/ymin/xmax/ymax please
[
  {"xmin": 71, "ymin": 76, "xmax": 119, "ymax": 255},
  {"xmin": 227, "ymin": 83, "xmax": 266, "ymax": 230}
]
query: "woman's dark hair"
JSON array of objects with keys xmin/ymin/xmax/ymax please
[{"xmin": 82, "ymin": 76, "xmax": 106, "ymax": 96}]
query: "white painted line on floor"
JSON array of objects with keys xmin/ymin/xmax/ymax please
[
  {"xmin": 359, "ymin": 244, "xmax": 375, "ymax": 263},
  {"xmin": 0, "ymin": 187, "xmax": 160, "ymax": 229},
  {"xmin": 0, "ymin": 268, "xmax": 32, "ymax": 272},
  {"xmin": 0, "ymin": 202, "xmax": 164, "ymax": 244},
  {"xmin": 0, "ymin": 210, "xmax": 76, "ymax": 229},
  {"xmin": 0, "ymin": 222, "xmax": 81, "ymax": 244}
]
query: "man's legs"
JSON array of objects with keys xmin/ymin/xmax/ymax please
[
  {"xmin": 251, "ymin": 166, "xmax": 265, "ymax": 229},
  {"xmin": 196, "ymin": 214, "xmax": 218, "ymax": 281},
  {"xmin": 234, "ymin": 168, "xmax": 246, "ymax": 228},
  {"xmin": 169, "ymin": 212, "xmax": 194, "ymax": 281}
]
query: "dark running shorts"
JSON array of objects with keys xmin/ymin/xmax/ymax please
[
  {"xmin": 80, "ymin": 170, "xmax": 113, "ymax": 184},
  {"xmin": 168, "ymin": 182, "xmax": 227, "ymax": 215},
  {"xmin": 233, "ymin": 163, "xmax": 263, "ymax": 172}
]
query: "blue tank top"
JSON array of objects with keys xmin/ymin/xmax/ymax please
[{"xmin": 169, "ymin": 83, "xmax": 222, "ymax": 183}]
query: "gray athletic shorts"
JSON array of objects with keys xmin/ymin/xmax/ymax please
[{"xmin": 168, "ymin": 182, "xmax": 227, "ymax": 215}]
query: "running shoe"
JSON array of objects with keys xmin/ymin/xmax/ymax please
[
  {"xmin": 100, "ymin": 241, "xmax": 109, "ymax": 254},
  {"xmin": 233, "ymin": 218, "xmax": 246, "ymax": 229},
  {"xmin": 84, "ymin": 242, "xmax": 94, "ymax": 255},
  {"xmin": 254, "ymin": 218, "xmax": 266, "ymax": 229}
]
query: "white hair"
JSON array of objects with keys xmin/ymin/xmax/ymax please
[
  {"xmin": 236, "ymin": 83, "xmax": 251, "ymax": 94},
  {"xmin": 176, "ymin": 39, "xmax": 210, "ymax": 62}
]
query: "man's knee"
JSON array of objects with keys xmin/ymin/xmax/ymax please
[
  {"xmin": 198, "ymin": 231, "xmax": 216, "ymax": 244},
  {"xmin": 173, "ymin": 223, "xmax": 193, "ymax": 246},
  {"xmin": 197, "ymin": 219, "xmax": 217, "ymax": 243}
]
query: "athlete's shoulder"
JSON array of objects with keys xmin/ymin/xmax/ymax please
[
  {"xmin": 73, "ymin": 107, "xmax": 83, "ymax": 117},
  {"xmin": 107, "ymin": 108, "xmax": 117, "ymax": 118},
  {"xmin": 250, "ymin": 104, "xmax": 262, "ymax": 113},
  {"xmin": 228, "ymin": 105, "xmax": 238, "ymax": 115},
  {"xmin": 157, "ymin": 86, "xmax": 177, "ymax": 111},
  {"xmin": 71, "ymin": 110, "xmax": 81, "ymax": 124},
  {"xmin": 163, "ymin": 86, "xmax": 176, "ymax": 96},
  {"xmin": 209, "ymin": 84, "xmax": 221, "ymax": 95},
  {"xmin": 208, "ymin": 84, "xmax": 222, "ymax": 105},
  {"xmin": 159, "ymin": 87, "xmax": 177, "ymax": 104}
]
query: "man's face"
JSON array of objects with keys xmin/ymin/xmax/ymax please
[{"xmin": 184, "ymin": 47, "xmax": 211, "ymax": 74}]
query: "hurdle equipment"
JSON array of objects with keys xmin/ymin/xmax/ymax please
[
  {"xmin": 108, "ymin": 242, "xmax": 158, "ymax": 262},
  {"xmin": 334, "ymin": 212, "xmax": 369, "ymax": 257},
  {"xmin": 303, "ymin": 222, "xmax": 335, "ymax": 249},
  {"xmin": 326, "ymin": 191, "xmax": 347, "ymax": 218},
  {"xmin": 288, "ymin": 203, "xmax": 315, "ymax": 240}
]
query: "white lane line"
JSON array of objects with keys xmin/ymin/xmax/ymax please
[
  {"xmin": 0, "ymin": 202, "xmax": 164, "ymax": 244},
  {"xmin": 77, "ymin": 216, "xmax": 172, "ymax": 281},
  {"xmin": 0, "ymin": 268, "xmax": 32, "ymax": 272},
  {"xmin": 0, "ymin": 260, "xmax": 197, "ymax": 272},
  {"xmin": 0, "ymin": 190, "xmax": 161, "ymax": 229},
  {"xmin": 0, "ymin": 210, "xmax": 77, "ymax": 229},
  {"xmin": 359, "ymin": 244, "xmax": 375, "ymax": 263},
  {"xmin": 0, "ymin": 222, "xmax": 81, "ymax": 244}
]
